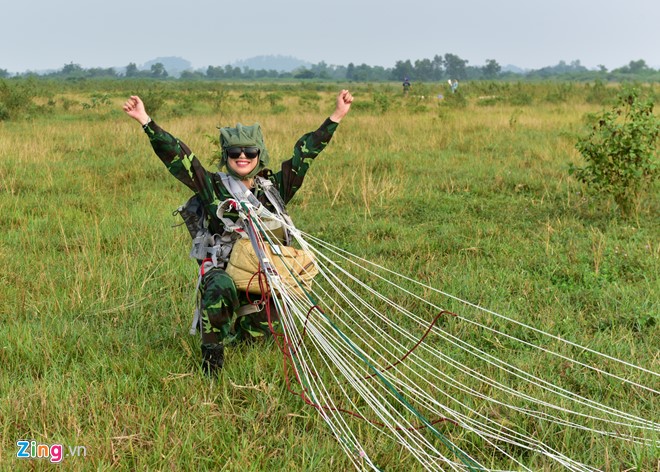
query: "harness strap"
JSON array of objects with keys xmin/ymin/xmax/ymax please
[
  {"xmin": 218, "ymin": 172, "xmax": 263, "ymax": 210},
  {"xmin": 189, "ymin": 258, "xmax": 215, "ymax": 336},
  {"xmin": 255, "ymin": 176, "xmax": 293, "ymax": 245}
]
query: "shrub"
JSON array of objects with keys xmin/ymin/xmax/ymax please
[
  {"xmin": 266, "ymin": 92, "xmax": 284, "ymax": 107},
  {"xmin": 82, "ymin": 93, "xmax": 111, "ymax": 109},
  {"xmin": 571, "ymin": 87, "xmax": 659, "ymax": 215},
  {"xmin": 0, "ymin": 103, "xmax": 9, "ymax": 121},
  {"xmin": 0, "ymin": 79, "xmax": 38, "ymax": 120},
  {"xmin": 372, "ymin": 92, "xmax": 391, "ymax": 113},
  {"xmin": 441, "ymin": 90, "xmax": 467, "ymax": 109}
]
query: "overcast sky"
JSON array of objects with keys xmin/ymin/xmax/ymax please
[{"xmin": 3, "ymin": 0, "xmax": 659, "ymax": 73}]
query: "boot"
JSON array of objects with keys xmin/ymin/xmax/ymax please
[{"xmin": 201, "ymin": 343, "xmax": 224, "ymax": 376}]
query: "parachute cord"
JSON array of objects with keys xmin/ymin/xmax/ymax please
[
  {"xmin": 362, "ymin": 310, "xmax": 457, "ymax": 381},
  {"xmin": 266, "ymin": 298, "xmax": 459, "ymax": 432}
]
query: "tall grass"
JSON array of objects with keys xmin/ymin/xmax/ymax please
[{"xmin": 1, "ymin": 81, "xmax": 658, "ymax": 470}]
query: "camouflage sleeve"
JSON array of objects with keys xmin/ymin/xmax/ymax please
[
  {"xmin": 273, "ymin": 117, "xmax": 339, "ymax": 204},
  {"xmin": 143, "ymin": 120, "xmax": 221, "ymax": 209}
]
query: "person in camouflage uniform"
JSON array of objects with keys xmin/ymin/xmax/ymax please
[{"xmin": 123, "ymin": 90, "xmax": 353, "ymax": 375}]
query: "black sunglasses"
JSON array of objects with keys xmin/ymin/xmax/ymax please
[{"xmin": 226, "ymin": 146, "xmax": 260, "ymax": 159}]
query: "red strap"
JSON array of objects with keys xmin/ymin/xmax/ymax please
[{"xmin": 200, "ymin": 258, "xmax": 213, "ymax": 277}]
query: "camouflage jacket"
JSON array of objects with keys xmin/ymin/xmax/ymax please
[{"xmin": 143, "ymin": 118, "xmax": 339, "ymax": 235}]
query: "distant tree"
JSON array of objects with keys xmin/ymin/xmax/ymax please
[
  {"xmin": 569, "ymin": 60, "xmax": 587, "ymax": 71},
  {"xmin": 414, "ymin": 58, "xmax": 434, "ymax": 81},
  {"xmin": 443, "ymin": 53, "xmax": 468, "ymax": 80},
  {"xmin": 223, "ymin": 65, "xmax": 241, "ymax": 78},
  {"xmin": 369, "ymin": 65, "xmax": 389, "ymax": 81},
  {"xmin": 556, "ymin": 60, "xmax": 571, "ymax": 73},
  {"xmin": 87, "ymin": 67, "xmax": 117, "ymax": 78},
  {"xmin": 0, "ymin": 68, "xmax": 8, "ymax": 78},
  {"xmin": 465, "ymin": 65, "xmax": 484, "ymax": 80},
  {"xmin": 614, "ymin": 59, "xmax": 650, "ymax": 74},
  {"xmin": 180, "ymin": 70, "xmax": 205, "ymax": 80},
  {"xmin": 528, "ymin": 60, "xmax": 588, "ymax": 78},
  {"xmin": 352, "ymin": 63, "xmax": 375, "ymax": 81},
  {"xmin": 61, "ymin": 62, "xmax": 84, "ymax": 78},
  {"xmin": 294, "ymin": 68, "xmax": 315, "ymax": 79},
  {"xmin": 432, "ymin": 55, "xmax": 445, "ymax": 80},
  {"xmin": 346, "ymin": 63, "xmax": 355, "ymax": 81},
  {"xmin": 150, "ymin": 62, "xmax": 168, "ymax": 78},
  {"xmin": 62, "ymin": 62, "xmax": 81, "ymax": 74},
  {"xmin": 242, "ymin": 67, "xmax": 256, "ymax": 79},
  {"xmin": 391, "ymin": 59, "xmax": 414, "ymax": 81},
  {"xmin": 331, "ymin": 65, "xmax": 348, "ymax": 80},
  {"xmin": 482, "ymin": 59, "xmax": 501, "ymax": 79},
  {"xmin": 311, "ymin": 61, "xmax": 330, "ymax": 79},
  {"xmin": 125, "ymin": 63, "xmax": 139, "ymax": 77},
  {"xmin": 206, "ymin": 65, "xmax": 224, "ymax": 79}
]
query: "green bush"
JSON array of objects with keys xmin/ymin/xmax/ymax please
[
  {"xmin": 0, "ymin": 103, "xmax": 9, "ymax": 121},
  {"xmin": 571, "ymin": 87, "xmax": 659, "ymax": 215},
  {"xmin": 270, "ymin": 104, "xmax": 287, "ymax": 114},
  {"xmin": 0, "ymin": 79, "xmax": 38, "ymax": 120},
  {"xmin": 266, "ymin": 92, "xmax": 284, "ymax": 107},
  {"xmin": 441, "ymin": 90, "xmax": 467, "ymax": 108},
  {"xmin": 372, "ymin": 92, "xmax": 391, "ymax": 113}
]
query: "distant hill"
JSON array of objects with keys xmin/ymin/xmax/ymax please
[
  {"xmin": 126, "ymin": 55, "xmax": 310, "ymax": 76},
  {"xmin": 502, "ymin": 64, "xmax": 526, "ymax": 74},
  {"xmin": 231, "ymin": 55, "xmax": 312, "ymax": 72},
  {"xmin": 142, "ymin": 57, "xmax": 192, "ymax": 77}
]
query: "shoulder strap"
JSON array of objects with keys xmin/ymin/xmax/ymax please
[
  {"xmin": 255, "ymin": 176, "xmax": 293, "ymax": 245},
  {"xmin": 217, "ymin": 172, "xmax": 263, "ymax": 210},
  {"xmin": 255, "ymin": 176, "xmax": 288, "ymax": 216}
]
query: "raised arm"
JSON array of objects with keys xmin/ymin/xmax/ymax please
[
  {"xmin": 274, "ymin": 90, "xmax": 353, "ymax": 203},
  {"xmin": 122, "ymin": 95, "xmax": 222, "ymax": 210}
]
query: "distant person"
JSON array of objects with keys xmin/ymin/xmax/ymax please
[
  {"xmin": 402, "ymin": 77, "xmax": 411, "ymax": 95},
  {"xmin": 122, "ymin": 90, "xmax": 353, "ymax": 375},
  {"xmin": 449, "ymin": 79, "xmax": 459, "ymax": 93}
]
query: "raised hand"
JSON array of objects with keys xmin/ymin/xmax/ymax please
[
  {"xmin": 122, "ymin": 95, "xmax": 150, "ymax": 126},
  {"xmin": 330, "ymin": 89, "xmax": 354, "ymax": 123}
]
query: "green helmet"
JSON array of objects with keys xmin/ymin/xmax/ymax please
[{"xmin": 219, "ymin": 123, "xmax": 270, "ymax": 179}]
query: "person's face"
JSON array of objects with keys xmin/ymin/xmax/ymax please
[{"xmin": 226, "ymin": 146, "xmax": 260, "ymax": 178}]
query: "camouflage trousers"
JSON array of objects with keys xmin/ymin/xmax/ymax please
[{"xmin": 199, "ymin": 266, "xmax": 280, "ymax": 346}]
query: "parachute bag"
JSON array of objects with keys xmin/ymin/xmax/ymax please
[
  {"xmin": 175, "ymin": 194, "xmax": 206, "ymax": 239},
  {"xmin": 225, "ymin": 239, "xmax": 318, "ymax": 296}
]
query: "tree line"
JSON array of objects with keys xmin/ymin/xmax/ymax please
[{"xmin": 2, "ymin": 54, "xmax": 659, "ymax": 82}]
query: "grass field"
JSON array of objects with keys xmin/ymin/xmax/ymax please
[{"xmin": 1, "ymin": 80, "xmax": 658, "ymax": 470}]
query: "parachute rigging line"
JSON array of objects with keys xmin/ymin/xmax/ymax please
[{"xmin": 230, "ymin": 200, "xmax": 659, "ymax": 471}]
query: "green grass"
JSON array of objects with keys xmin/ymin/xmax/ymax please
[{"xmin": 0, "ymin": 81, "xmax": 658, "ymax": 470}]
